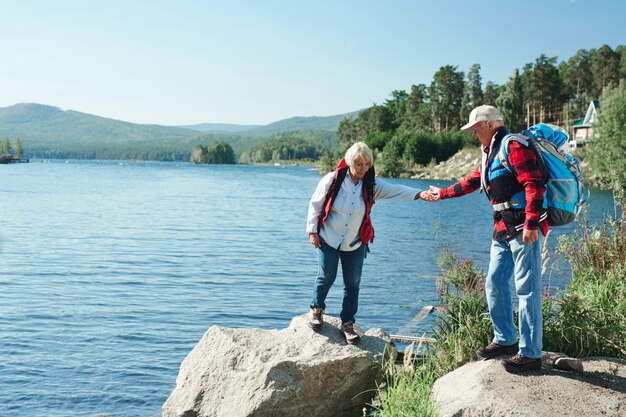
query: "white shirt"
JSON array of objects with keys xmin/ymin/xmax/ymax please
[{"xmin": 307, "ymin": 171, "xmax": 422, "ymax": 251}]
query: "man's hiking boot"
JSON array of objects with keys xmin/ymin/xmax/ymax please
[
  {"xmin": 341, "ymin": 321, "xmax": 361, "ymax": 345},
  {"xmin": 476, "ymin": 341, "xmax": 519, "ymax": 359},
  {"xmin": 308, "ymin": 307, "xmax": 323, "ymax": 331},
  {"xmin": 502, "ymin": 354, "xmax": 542, "ymax": 373}
]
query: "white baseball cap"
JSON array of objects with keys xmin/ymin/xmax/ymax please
[{"xmin": 461, "ymin": 105, "xmax": 504, "ymax": 131}]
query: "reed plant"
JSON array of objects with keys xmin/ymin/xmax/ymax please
[
  {"xmin": 430, "ymin": 248, "xmax": 492, "ymax": 375},
  {"xmin": 544, "ymin": 186, "xmax": 626, "ymax": 358},
  {"xmin": 372, "ymin": 347, "xmax": 439, "ymax": 417}
]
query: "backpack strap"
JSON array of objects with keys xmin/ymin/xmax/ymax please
[
  {"xmin": 497, "ymin": 134, "xmax": 529, "ymax": 176},
  {"xmin": 318, "ymin": 164, "xmax": 349, "ymax": 232},
  {"xmin": 493, "ymin": 133, "xmax": 548, "ymax": 214},
  {"xmin": 498, "ymin": 133, "xmax": 549, "ymax": 182},
  {"xmin": 362, "ymin": 166, "xmax": 376, "ymax": 206}
]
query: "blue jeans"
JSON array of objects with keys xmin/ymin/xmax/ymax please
[
  {"xmin": 311, "ymin": 240, "xmax": 366, "ymax": 324},
  {"xmin": 485, "ymin": 233, "xmax": 544, "ymax": 358}
]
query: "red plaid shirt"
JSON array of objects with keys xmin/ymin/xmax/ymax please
[{"xmin": 439, "ymin": 129, "xmax": 548, "ymax": 241}]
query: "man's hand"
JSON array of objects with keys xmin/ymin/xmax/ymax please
[
  {"xmin": 420, "ymin": 186, "xmax": 441, "ymax": 202},
  {"xmin": 522, "ymin": 228, "xmax": 538, "ymax": 243},
  {"xmin": 308, "ymin": 232, "xmax": 321, "ymax": 248}
]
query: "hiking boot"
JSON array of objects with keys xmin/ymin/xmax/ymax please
[
  {"xmin": 476, "ymin": 341, "xmax": 519, "ymax": 359},
  {"xmin": 308, "ymin": 307, "xmax": 323, "ymax": 331},
  {"xmin": 341, "ymin": 321, "xmax": 361, "ymax": 345},
  {"xmin": 502, "ymin": 354, "xmax": 542, "ymax": 373}
]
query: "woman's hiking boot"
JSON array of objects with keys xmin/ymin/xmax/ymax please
[
  {"xmin": 476, "ymin": 341, "xmax": 519, "ymax": 359},
  {"xmin": 502, "ymin": 354, "xmax": 542, "ymax": 373},
  {"xmin": 341, "ymin": 321, "xmax": 361, "ymax": 345},
  {"xmin": 308, "ymin": 307, "xmax": 323, "ymax": 331}
]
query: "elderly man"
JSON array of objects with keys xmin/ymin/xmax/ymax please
[{"xmin": 423, "ymin": 105, "xmax": 547, "ymax": 373}]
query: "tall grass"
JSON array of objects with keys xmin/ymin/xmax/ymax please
[
  {"xmin": 373, "ymin": 189, "xmax": 626, "ymax": 415},
  {"xmin": 373, "ymin": 353, "xmax": 439, "ymax": 417},
  {"xmin": 429, "ymin": 249, "xmax": 492, "ymax": 375},
  {"xmin": 544, "ymin": 188, "xmax": 626, "ymax": 358}
]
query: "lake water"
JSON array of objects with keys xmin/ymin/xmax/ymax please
[{"xmin": 0, "ymin": 160, "xmax": 616, "ymax": 417}]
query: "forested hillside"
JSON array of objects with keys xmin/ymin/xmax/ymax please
[{"xmin": 336, "ymin": 44, "xmax": 626, "ymax": 177}]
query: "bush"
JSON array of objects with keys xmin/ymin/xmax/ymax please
[
  {"xmin": 377, "ymin": 135, "xmax": 406, "ymax": 177},
  {"xmin": 544, "ymin": 190, "xmax": 626, "ymax": 357},
  {"xmin": 588, "ymin": 80, "xmax": 626, "ymax": 187},
  {"xmin": 404, "ymin": 132, "xmax": 438, "ymax": 165},
  {"xmin": 190, "ymin": 142, "xmax": 235, "ymax": 164},
  {"xmin": 430, "ymin": 249, "xmax": 492, "ymax": 375}
]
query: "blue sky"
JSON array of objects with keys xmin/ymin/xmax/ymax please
[{"xmin": 1, "ymin": 0, "xmax": 624, "ymax": 126}]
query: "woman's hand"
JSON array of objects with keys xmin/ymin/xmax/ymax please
[
  {"xmin": 308, "ymin": 232, "xmax": 321, "ymax": 248},
  {"xmin": 420, "ymin": 186, "xmax": 441, "ymax": 202}
]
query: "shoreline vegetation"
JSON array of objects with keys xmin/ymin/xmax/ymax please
[{"xmin": 371, "ymin": 188, "xmax": 626, "ymax": 416}]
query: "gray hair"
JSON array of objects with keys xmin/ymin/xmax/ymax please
[{"xmin": 345, "ymin": 142, "xmax": 373, "ymax": 167}]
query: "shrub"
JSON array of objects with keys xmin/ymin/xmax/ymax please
[{"xmin": 545, "ymin": 189, "xmax": 626, "ymax": 358}]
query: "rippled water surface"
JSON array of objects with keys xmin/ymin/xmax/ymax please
[{"xmin": 0, "ymin": 160, "xmax": 615, "ymax": 416}]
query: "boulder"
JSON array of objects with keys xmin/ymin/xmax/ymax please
[
  {"xmin": 162, "ymin": 314, "xmax": 391, "ymax": 417},
  {"xmin": 432, "ymin": 354, "xmax": 626, "ymax": 417}
]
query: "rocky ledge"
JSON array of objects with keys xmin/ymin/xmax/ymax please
[
  {"xmin": 162, "ymin": 314, "xmax": 391, "ymax": 417},
  {"xmin": 433, "ymin": 352, "xmax": 626, "ymax": 417}
]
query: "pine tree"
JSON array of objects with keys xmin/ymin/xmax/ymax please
[{"xmin": 589, "ymin": 80, "xmax": 626, "ymax": 185}]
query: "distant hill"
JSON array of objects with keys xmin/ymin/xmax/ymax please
[
  {"xmin": 178, "ymin": 123, "xmax": 262, "ymax": 133},
  {"xmin": 0, "ymin": 103, "xmax": 194, "ymax": 145},
  {"xmin": 0, "ymin": 103, "xmax": 356, "ymax": 160},
  {"xmin": 178, "ymin": 111, "xmax": 360, "ymax": 136},
  {"xmin": 239, "ymin": 111, "xmax": 361, "ymax": 137}
]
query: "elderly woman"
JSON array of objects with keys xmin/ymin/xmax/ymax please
[{"xmin": 306, "ymin": 142, "xmax": 428, "ymax": 344}]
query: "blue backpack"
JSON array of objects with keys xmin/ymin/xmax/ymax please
[{"xmin": 498, "ymin": 123, "xmax": 590, "ymax": 226}]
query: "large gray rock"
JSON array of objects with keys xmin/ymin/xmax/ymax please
[
  {"xmin": 432, "ymin": 354, "xmax": 626, "ymax": 417},
  {"xmin": 162, "ymin": 314, "xmax": 391, "ymax": 417}
]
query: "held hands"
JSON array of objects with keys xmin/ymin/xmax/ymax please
[
  {"xmin": 308, "ymin": 232, "xmax": 321, "ymax": 248},
  {"xmin": 419, "ymin": 186, "xmax": 442, "ymax": 202}
]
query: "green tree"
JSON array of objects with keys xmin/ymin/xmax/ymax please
[
  {"xmin": 403, "ymin": 132, "xmax": 438, "ymax": 165},
  {"xmin": 384, "ymin": 90, "xmax": 409, "ymax": 130},
  {"xmin": 483, "ymin": 81, "xmax": 501, "ymax": 106},
  {"xmin": 588, "ymin": 80, "xmax": 626, "ymax": 186},
  {"xmin": 560, "ymin": 49, "xmax": 594, "ymax": 117},
  {"xmin": 0, "ymin": 137, "xmax": 11, "ymax": 155},
  {"xmin": 367, "ymin": 104, "xmax": 394, "ymax": 134},
  {"xmin": 591, "ymin": 44, "xmax": 621, "ymax": 96},
  {"xmin": 350, "ymin": 104, "xmax": 393, "ymax": 142},
  {"xmin": 13, "ymin": 138, "xmax": 24, "ymax": 158},
  {"xmin": 461, "ymin": 64, "xmax": 484, "ymax": 122},
  {"xmin": 190, "ymin": 142, "xmax": 235, "ymax": 164},
  {"xmin": 238, "ymin": 136, "xmax": 323, "ymax": 163},
  {"xmin": 617, "ymin": 45, "xmax": 626, "ymax": 80},
  {"xmin": 527, "ymin": 55, "xmax": 564, "ymax": 122},
  {"xmin": 429, "ymin": 65, "xmax": 465, "ymax": 131},
  {"xmin": 401, "ymin": 84, "xmax": 432, "ymax": 132},
  {"xmin": 520, "ymin": 55, "xmax": 565, "ymax": 124},
  {"xmin": 379, "ymin": 134, "xmax": 406, "ymax": 177},
  {"xmin": 337, "ymin": 117, "xmax": 357, "ymax": 151},
  {"xmin": 363, "ymin": 131, "xmax": 393, "ymax": 154},
  {"xmin": 318, "ymin": 149, "xmax": 338, "ymax": 175},
  {"xmin": 496, "ymin": 69, "xmax": 525, "ymax": 131}
]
